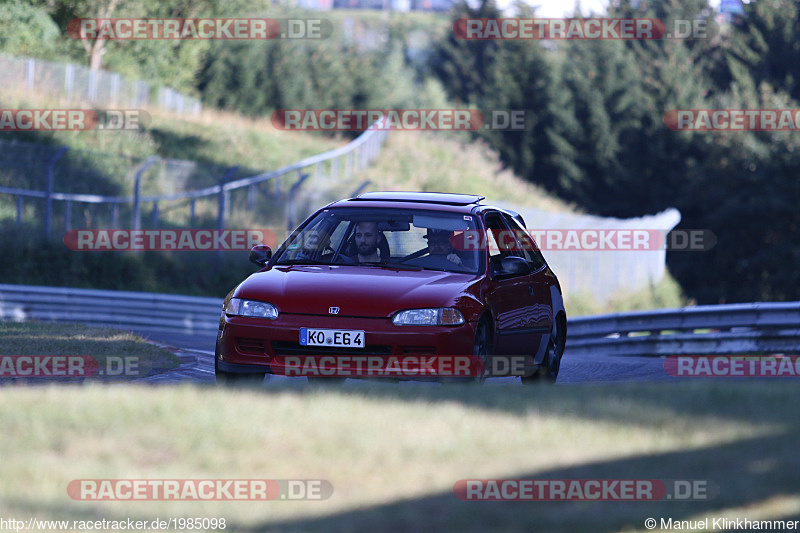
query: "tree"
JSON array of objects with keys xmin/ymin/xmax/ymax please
[
  {"xmin": 725, "ymin": 0, "xmax": 800, "ymax": 102},
  {"xmin": 429, "ymin": 0, "xmax": 504, "ymax": 105},
  {"xmin": 0, "ymin": 0, "xmax": 61, "ymax": 58},
  {"xmin": 28, "ymin": 0, "xmax": 266, "ymax": 91}
]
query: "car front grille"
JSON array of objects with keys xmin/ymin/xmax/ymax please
[
  {"xmin": 402, "ymin": 346, "xmax": 436, "ymax": 355},
  {"xmin": 235, "ymin": 337, "xmax": 266, "ymax": 355},
  {"xmin": 271, "ymin": 341, "xmax": 393, "ymax": 357}
]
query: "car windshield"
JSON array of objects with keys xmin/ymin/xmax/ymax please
[{"xmin": 274, "ymin": 207, "xmax": 482, "ymax": 274}]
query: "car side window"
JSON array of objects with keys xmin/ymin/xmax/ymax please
[
  {"xmin": 484, "ymin": 212, "xmax": 531, "ymax": 280},
  {"xmin": 483, "ymin": 213, "xmax": 508, "ymax": 262},
  {"xmin": 502, "ymin": 214, "xmax": 547, "ymax": 272}
]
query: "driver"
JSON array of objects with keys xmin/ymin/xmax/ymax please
[
  {"xmin": 424, "ymin": 229, "xmax": 463, "ymax": 266},
  {"xmin": 351, "ymin": 221, "xmax": 381, "ymax": 263}
]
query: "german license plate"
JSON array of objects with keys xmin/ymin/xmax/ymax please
[{"xmin": 300, "ymin": 328, "xmax": 365, "ymax": 348}]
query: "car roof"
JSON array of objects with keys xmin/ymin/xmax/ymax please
[
  {"xmin": 324, "ymin": 191, "xmax": 525, "ymax": 226},
  {"xmin": 347, "ymin": 191, "xmax": 485, "ymax": 206}
]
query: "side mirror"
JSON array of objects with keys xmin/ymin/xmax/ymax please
[
  {"xmin": 496, "ymin": 256, "xmax": 531, "ymax": 279},
  {"xmin": 249, "ymin": 245, "xmax": 272, "ymax": 266}
]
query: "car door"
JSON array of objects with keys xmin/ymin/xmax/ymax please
[
  {"xmin": 501, "ymin": 213, "xmax": 556, "ymax": 364},
  {"xmin": 482, "ymin": 212, "xmax": 545, "ymax": 356}
]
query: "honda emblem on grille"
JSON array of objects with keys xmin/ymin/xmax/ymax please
[{"xmin": 329, "ymin": 307, "xmax": 340, "ymax": 315}]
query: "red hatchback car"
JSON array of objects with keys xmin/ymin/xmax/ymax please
[{"xmin": 215, "ymin": 192, "xmax": 567, "ymax": 384}]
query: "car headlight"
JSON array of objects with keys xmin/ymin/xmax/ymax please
[
  {"xmin": 225, "ymin": 298, "xmax": 279, "ymax": 319},
  {"xmin": 392, "ymin": 308, "xmax": 465, "ymax": 326}
]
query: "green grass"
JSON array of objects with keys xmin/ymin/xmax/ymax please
[
  {"xmin": 0, "ymin": 380, "xmax": 798, "ymax": 532},
  {"xmin": 0, "ymin": 86, "xmax": 344, "ymax": 168},
  {"xmin": 0, "ymin": 322, "xmax": 180, "ymax": 381},
  {"xmin": 358, "ymin": 130, "xmax": 579, "ymax": 212}
]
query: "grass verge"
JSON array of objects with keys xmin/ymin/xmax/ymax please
[
  {"xmin": 0, "ymin": 322, "xmax": 180, "ymax": 382},
  {"xmin": 0, "ymin": 379, "xmax": 798, "ymax": 532},
  {"xmin": 358, "ymin": 130, "xmax": 579, "ymax": 212}
]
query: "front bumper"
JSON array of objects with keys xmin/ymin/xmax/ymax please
[{"xmin": 216, "ymin": 313, "xmax": 478, "ymax": 377}]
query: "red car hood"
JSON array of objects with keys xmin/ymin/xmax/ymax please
[{"xmin": 234, "ymin": 265, "xmax": 480, "ymax": 318}]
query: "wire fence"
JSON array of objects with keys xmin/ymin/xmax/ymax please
[
  {"xmin": 0, "ymin": 122, "xmax": 389, "ymax": 238},
  {"xmin": 503, "ymin": 205, "xmax": 682, "ymax": 303},
  {"xmin": 0, "ymin": 51, "xmax": 679, "ymax": 304},
  {"xmin": 0, "ymin": 54, "xmax": 201, "ymax": 114}
]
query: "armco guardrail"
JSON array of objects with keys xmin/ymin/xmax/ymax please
[
  {"xmin": 2, "ymin": 284, "xmax": 798, "ymax": 357},
  {"xmin": 567, "ymin": 302, "xmax": 800, "ymax": 356},
  {"xmin": 0, "ymin": 284, "xmax": 221, "ymax": 335}
]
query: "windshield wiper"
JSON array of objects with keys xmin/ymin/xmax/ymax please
[
  {"xmin": 275, "ymin": 259, "xmax": 328, "ymax": 266},
  {"xmin": 383, "ymin": 262, "xmax": 425, "ymax": 271},
  {"xmin": 359, "ymin": 262, "xmax": 424, "ymax": 271}
]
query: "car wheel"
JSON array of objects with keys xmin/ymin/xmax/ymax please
[
  {"xmin": 522, "ymin": 314, "xmax": 565, "ymax": 384},
  {"xmin": 472, "ymin": 317, "xmax": 493, "ymax": 382},
  {"xmin": 214, "ymin": 357, "xmax": 265, "ymax": 387}
]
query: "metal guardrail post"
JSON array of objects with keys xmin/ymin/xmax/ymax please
[
  {"xmin": 44, "ymin": 147, "xmax": 68, "ymax": 239},
  {"xmin": 217, "ymin": 166, "xmax": 239, "ymax": 230},
  {"xmin": 65, "ymin": 64, "xmax": 74, "ymax": 100},
  {"xmin": 248, "ymin": 185, "xmax": 256, "ymax": 212},
  {"xmin": 111, "ymin": 73, "xmax": 120, "ymax": 106},
  {"xmin": 351, "ymin": 180, "xmax": 371, "ymax": 197},
  {"xmin": 286, "ymin": 171, "xmax": 311, "ymax": 232},
  {"xmin": 64, "ymin": 201, "xmax": 72, "ymax": 232},
  {"xmin": 88, "ymin": 70, "xmax": 97, "ymax": 102},
  {"xmin": 26, "ymin": 58, "xmax": 35, "ymax": 89},
  {"xmin": 133, "ymin": 156, "xmax": 159, "ymax": 231}
]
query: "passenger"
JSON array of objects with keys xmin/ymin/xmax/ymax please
[{"xmin": 424, "ymin": 228, "xmax": 463, "ymax": 266}]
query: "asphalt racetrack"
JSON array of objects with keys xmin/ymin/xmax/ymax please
[{"xmin": 131, "ymin": 328, "xmax": 675, "ymax": 386}]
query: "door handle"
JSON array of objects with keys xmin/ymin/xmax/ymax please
[{"xmin": 528, "ymin": 286, "xmax": 534, "ymax": 296}]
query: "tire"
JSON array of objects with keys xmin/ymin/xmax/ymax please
[
  {"xmin": 214, "ymin": 357, "xmax": 265, "ymax": 387},
  {"xmin": 472, "ymin": 317, "xmax": 493, "ymax": 382},
  {"xmin": 522, "ymin": 314, "xmax": 566, "ymax": 384}
]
